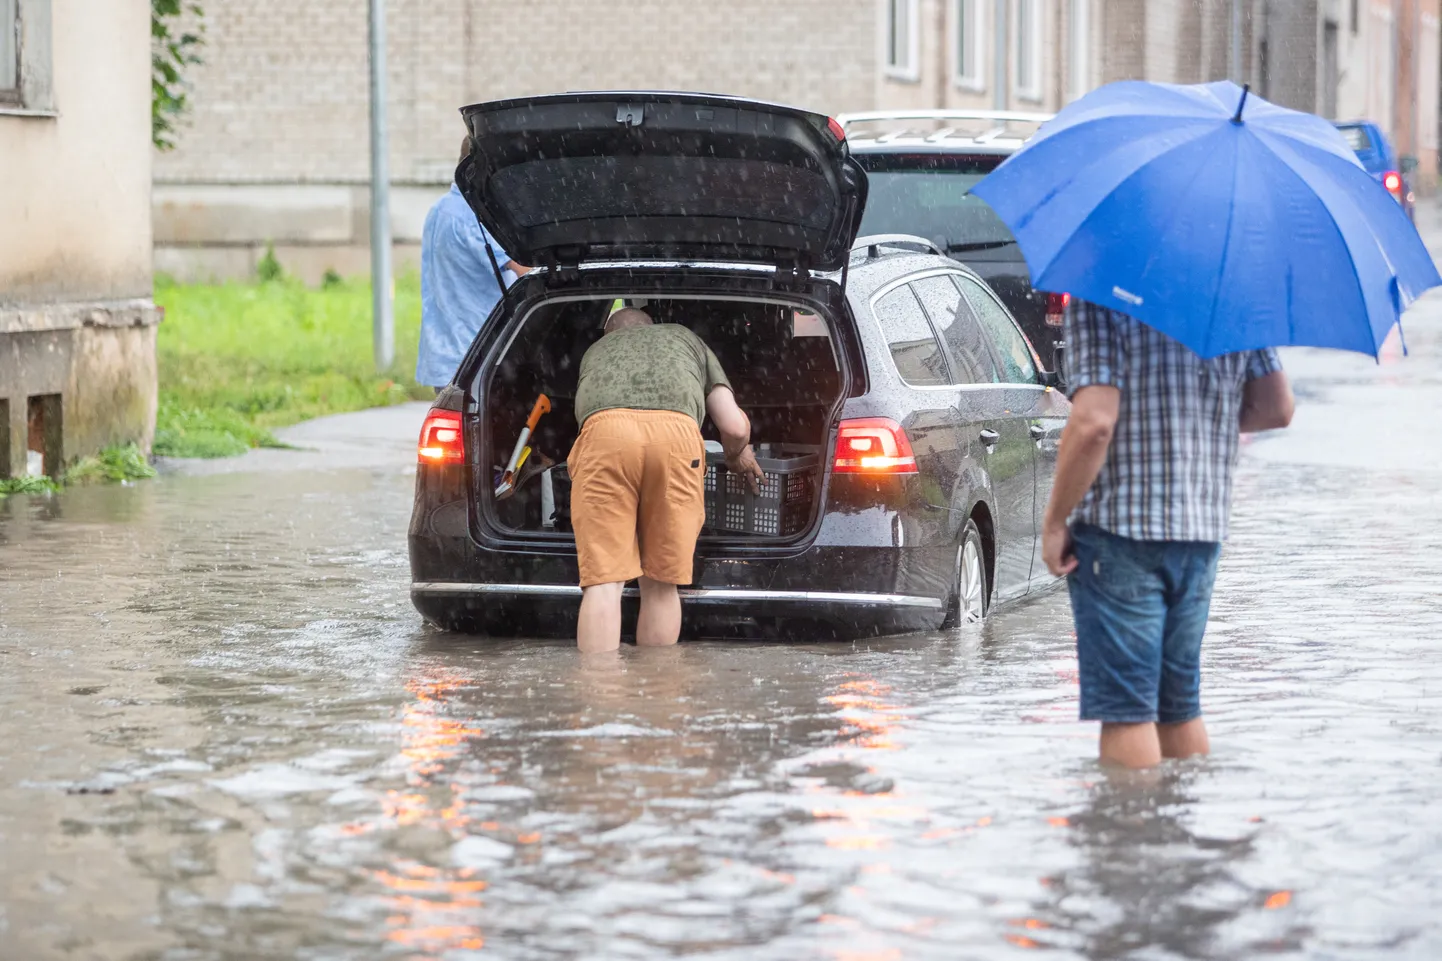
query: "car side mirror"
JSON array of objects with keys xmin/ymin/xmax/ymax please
[
  {"xmin": 1039, "ymin": 342, "xmax": 1065, "ymax": 390},
  {"xmin": 1401, "ymin": 155, "xmax": 1420, "ymax": 175}
]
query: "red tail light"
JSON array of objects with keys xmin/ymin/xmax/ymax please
[
  {"xmin": 1045, "ymin": 291, "xmax": 1071, "ymax": 328},
  {"xmin": 833, "ymin": 418, "xmax": 917, "ymax": 474},
  {"xmin": 827, "ymin": 116, "xmax": 847, "ymax": 141},
  {"xmin": 418, "ymin": 409, "xmax": 464, "ymax": 465},
  {"xmin": 1383, "ymin": 171, "xmax": 1403, "ymax": 197}
]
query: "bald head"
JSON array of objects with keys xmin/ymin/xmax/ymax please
[{"xmin": 605, "ymin": 307, "xmax": 653, "ymax": 333}]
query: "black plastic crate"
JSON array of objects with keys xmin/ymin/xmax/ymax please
[{"xmin": 704, "ymin": 444, "xmax": 820, "ymax": 536}]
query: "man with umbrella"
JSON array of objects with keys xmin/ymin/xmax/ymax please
[
  {"xmin": 1040, "ymin": 299, "xmax": 1292, "ymax": 768},
  {"xmin": 973, "ymin": 81, "xmax": 1439, "ymax": 768}
]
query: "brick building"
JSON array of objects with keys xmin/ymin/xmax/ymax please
[
  {"xmin": 154, "ymin": 0, "xmax": 878, "ymax": 282},
  {"xmin": 874, "ymin": 0, "xmax": 1439, "ymax": 179},
  {"xmin": 874, "ymin": 0, "xmax": 1244, "ymax": 115},
  {"xmin": 157, "ymin": 0, "xmax": 1441, "ymax": 283}
]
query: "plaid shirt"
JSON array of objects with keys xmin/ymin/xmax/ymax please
[{"xmin": 1064, "ymin": 301, "xmax": 1283, "ymax": 543}]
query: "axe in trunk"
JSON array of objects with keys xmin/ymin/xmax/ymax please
[{"xmin": 494, "ymin": 394, "xmax": 551, "ymax": 499}]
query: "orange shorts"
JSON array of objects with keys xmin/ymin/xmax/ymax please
[{"xmin": 567, "ymin": 409, "xmax": 706, "ymax": 588}]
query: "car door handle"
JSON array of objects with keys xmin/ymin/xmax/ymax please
[
  {"xmin": 979, "ymin": 428, "xmax": 1000, "ymax": 446},
  {"xmin": 1029, "ymin": 424, "xmax": 1045, "ymax": 440}
]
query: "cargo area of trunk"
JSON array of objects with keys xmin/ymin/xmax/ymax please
[{"xmin": 478, "ymin": 295, "xmax": 846, "ymax": 542}]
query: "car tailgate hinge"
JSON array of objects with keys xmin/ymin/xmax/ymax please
[
  {"xmin": 542, "ymin": 247, "xmax": 585, "ymax": 286},
  {"xmin": 772, "ymin": 256, "xmax": 811, "ymax": 290}
]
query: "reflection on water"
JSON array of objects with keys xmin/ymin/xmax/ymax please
[{"xmin": 5, "ymin": 312, "xmax": 1442, "ymax": 958}]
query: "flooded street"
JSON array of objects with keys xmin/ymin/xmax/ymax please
[{"xmin": 5, "ymin": 309, "xmax": 1442, "ymax": 960}]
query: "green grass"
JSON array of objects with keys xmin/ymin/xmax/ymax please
[{"xmin": 153, "ymin": 273, "xmax": 433, "ymax": 457}]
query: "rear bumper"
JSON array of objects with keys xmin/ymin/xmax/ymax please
[{"xmin": 411, "ymin": 582, "xmax": 945, "ymax": 639}]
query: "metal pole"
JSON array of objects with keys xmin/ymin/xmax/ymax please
[
  {"xmin": 1230, "ymin": 0, "xmax": 1243, "ymax": 84},
  {"xmin": 368, "ymin": 0, "xmax": 394, "ymax": 372},
  {"xmin": 993, "ymin": 0, "xmax": 1008, "ymax": 110}
]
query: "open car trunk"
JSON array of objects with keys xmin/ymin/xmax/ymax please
[{"xmin": 476, "ymin": 295, "xmax": 847, "ymax": 544}]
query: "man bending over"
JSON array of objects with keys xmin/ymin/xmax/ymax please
[{"xmin": 567, "ymin": 308, "xmax": 764, "ymax": 653}]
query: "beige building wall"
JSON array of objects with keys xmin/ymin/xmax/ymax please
[
  {"xmin": 153, "ymin": 0, "xmax": 878, "ymax": 282},
  {"xmin": 0, "ymin": 0, "xmax": 153, "ymax": 304},
  {"xmin": 878, "ymin": 0, "xmax": 1092, "ymax": 115},
  {"xmin": 873, "ymin": 0, "xmax": 1244, "ymax": 121},
  {"xmin": 0, "ymin": 0, "xmax": 160, "ymax": 474},
  {"xmin": 1330, "ymin": 0, "xmax": 1440, "ymax": 187}
]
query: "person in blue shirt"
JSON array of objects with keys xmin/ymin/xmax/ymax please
[{"xmin": 416, "ymin": 137, "xmax": 529, "ymax": 391}]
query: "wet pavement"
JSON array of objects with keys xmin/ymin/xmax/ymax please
[{"xmin": 5, "ymin": 271, "xmax": 1442, "ymax": 961}]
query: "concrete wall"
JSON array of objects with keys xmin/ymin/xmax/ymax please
[
  {"xmin": 152, "ymin": 0, "xmax": 878, "ymax": 282},
  {"xmin": 0, "ymin": 0, "xmax": 158, "ymax": 473},
  {"xmin": 0, "ymin": 303, "xmax": 161, "ymax": 474}
]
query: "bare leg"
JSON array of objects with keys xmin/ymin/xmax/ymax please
[
  {"xmin": 577, "ymin": 582, "xmax": 624, "ymax": 653},
  {"xmin": 636, "ymin": 576, "xmax": 681, "ymax": 647},
  {"xmin": 1099, "ymin": 722, "xmax": 1163, "ymax": 769},
  {"xmin": 1158, "ymin": 718, "xmax": 1210, "ymax": 759}
]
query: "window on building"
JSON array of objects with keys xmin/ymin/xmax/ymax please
[
  {"xmin": 2, "ymin": 0, "xmax": 54, "ymax": 112},
  {"xmin": 1015, "ymin": 0, "xmax": 1042, "ymax": 101},
  {"xmin": 886, "ymin": 0, "xmax": 919, "ymax": 80},
  {"xmin": 1069, "ymin": 0, "xmax": 1091, "ymax": 101},
  {"xmin": 1, "ymin": 0, "xmax": 19, "ymax": 102},
  {"xmin": 954, "ymin": 0, "xmax": 983, "ymax": 90}
]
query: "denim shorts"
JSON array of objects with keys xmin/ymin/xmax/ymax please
[{"xmin": 1067, "ymin": 523, "xmax": 1222, "ymax": 725}]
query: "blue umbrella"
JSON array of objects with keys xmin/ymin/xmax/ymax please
[{"xmin": 971, "ymin": 80, "xmax": 1440, "ymax": 358}]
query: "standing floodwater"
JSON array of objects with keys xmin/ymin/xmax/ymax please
[{"xmin": 4, "ymin": 304, "xmax": 1442, "ymax": 958}]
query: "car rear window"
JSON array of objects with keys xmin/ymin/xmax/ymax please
[
  {"xmin": 855, "ymin": 154, "xmax": 1016, "ymax": 252},
  {"xmin": 1338, "ymin": 124, "xmax": 1373, "ymax": 152},
  {"xmin": 873, "ymin": 285, "xmax": 951, "ymax": 387}
]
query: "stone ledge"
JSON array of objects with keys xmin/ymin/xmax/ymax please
[{"xmin": 0, "ymin": 299, "xmax": 163, "ymax": 335}]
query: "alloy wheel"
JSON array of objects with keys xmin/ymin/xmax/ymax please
[{"xmin": 958, "ymin": 537, "xmax": 985, "ymax": 623}]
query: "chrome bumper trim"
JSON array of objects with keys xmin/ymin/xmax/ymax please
[{"xmin": 410, "ymin": 583, "xmax": 944, "ymax": 610}]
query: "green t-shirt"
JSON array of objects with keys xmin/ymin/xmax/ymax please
[{"xmin": 574, "ymin": 323, "xmax": 733, "ymax": 427}]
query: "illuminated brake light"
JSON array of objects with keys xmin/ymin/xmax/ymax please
[
  {"xmin": 833, "ymin": 418, "xmax": 917, "ymax": 474},
  {"xmin": 1045, "ymin": 291, "xmax": 1071, "ymax": 328},
  {"xmin": 1383, "ymin": 171, "xmax": 1403, "ymax": 197},
  {"xmin": 418, "ymin": 409, "xmax": 464, "ymax": 464}
]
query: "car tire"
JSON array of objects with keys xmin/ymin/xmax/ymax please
[{"xmin": 942, "ymin": 519, "xmax": 989, "ymax": 628}]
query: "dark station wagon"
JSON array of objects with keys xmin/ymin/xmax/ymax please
[{"xmin": 408, "ymin": 92, "xmax": 1069, "ymax": 640}]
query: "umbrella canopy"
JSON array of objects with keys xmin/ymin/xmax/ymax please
[{"xmin": 970, "ymin": 80, "xmax": 1440, "ymax": 358}]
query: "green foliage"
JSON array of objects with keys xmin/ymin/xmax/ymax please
[
  {"xmin": 152, "ymin": 0, "xmax": 205, "ymax": 151},
  {"xmin": 0, "ymin": 475, "xmax": 60, "ymax": 497},
  {"xmin": 256, "ymin": 243, "xmax": 284, "ymax": 283},
  {"xmin": 322, "ymin": 268, "xmax": 344, "ymax": 289},
  {"xmin": 153, "ymin": 274, "xmax": 432, "ymax": 458},
  {"xmin": 0, "ymin": 443, "xmax": 157, "ymax": 498},
  {"xmin": 62, "ymin": 444, "xmax": 159, "ymax": 485}
]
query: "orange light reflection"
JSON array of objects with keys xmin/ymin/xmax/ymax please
[
  {"xmin": 1264, "ymin": 890, "xmax": 1292, "ymax": 910},
  {"xmin": 367, "ymin": 676, "xmax": 497, "ymax": 957}
]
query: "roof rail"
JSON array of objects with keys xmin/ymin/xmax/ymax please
[
  {"xmin": 837, "ymin": 108, "xmax": 1055, "ymax": 129},
  {"xmin": 851, "ymin": 234, "xmax": 944, "ymax": 258}
]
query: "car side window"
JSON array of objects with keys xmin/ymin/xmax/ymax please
[
  {"xmin": 872, "ymin": 285, "xmax": 951, "ymax": 387},
  {"xmin": 954, "ymin": 276, "xmax": 1039, "ymax": 384},
  {"xmin": 910, "ymin": 276, "xmax": 999, "ymax": 385}
]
